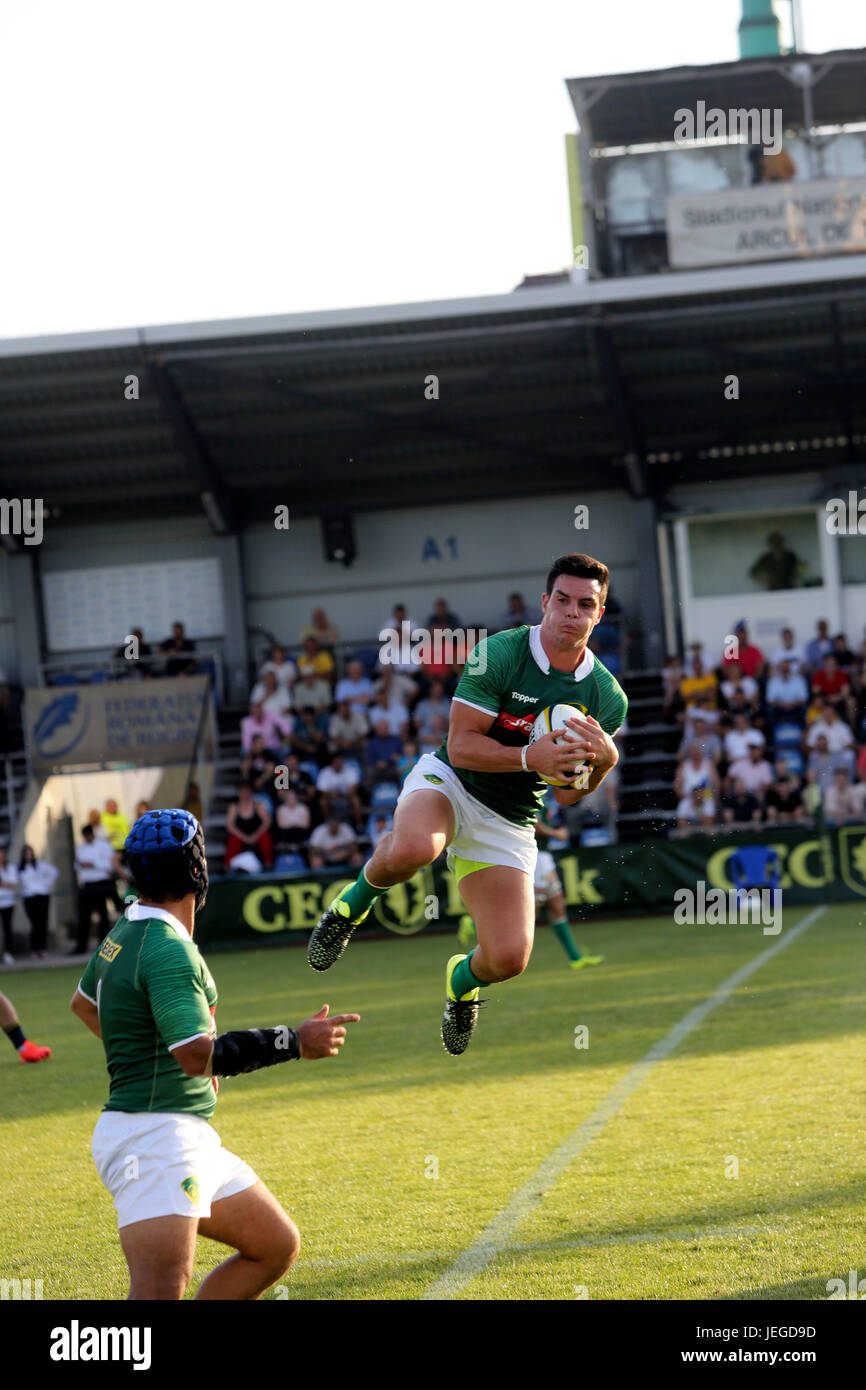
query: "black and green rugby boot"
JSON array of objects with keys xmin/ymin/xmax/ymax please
[
  {"xmin": 307, "ymin": 885, "xmax": 372, "ymax": 972},
  {"xmin": 441, "ymin": 953, "xmax": 483, "ymax": 1056}
]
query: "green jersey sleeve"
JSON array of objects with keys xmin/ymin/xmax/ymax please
[
  {"xmin": 78, "ymin": 951, "xmax": 99, "ymax": 1004},
  {"xmin": 141, "ymin": 938, "xmax": 215, "ymax": 1050},
  {"xmin": 452, "ymin": 632, "xmax": 513, "ymax": 716},
  {"xmin": 597, "ymin": 682, "xmax": 628, "ymax": 737}
]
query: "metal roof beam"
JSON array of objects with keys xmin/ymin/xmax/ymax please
[{"xmin": 147, "ymin": 359, "xmax": 238, "ymax": 536}]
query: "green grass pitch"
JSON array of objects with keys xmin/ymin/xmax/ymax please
[{"xmin": 1, "ymin": 903, "xmax": 864, "ymax": 1300}]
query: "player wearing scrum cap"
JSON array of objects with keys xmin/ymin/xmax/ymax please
[
  {"xmin": 70, "ymin": 808, "xmax": 359, "ymax": 1300},
  {"xmin": 308, "ymin": 554, "xmax": 626, "ymax": 1055}
]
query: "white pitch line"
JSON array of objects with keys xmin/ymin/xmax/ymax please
[{"xmin": 423, "ymin": 905, "xmax": 826, "ymax": 1301}]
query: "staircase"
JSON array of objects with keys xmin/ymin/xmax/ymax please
[
  {"xmin": 203, "ymin": 702, "xmax": 247, "ymax": 867},
  {"xmin": 618, "ymin": 670, "xmax": 679, "ymax": 842}
]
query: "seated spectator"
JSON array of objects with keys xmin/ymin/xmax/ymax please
[
  {"xmin": 291, "ymin": 706, "xmax": 329, "ymax": 765},
  {"xmin": 722, "ymin": 622, "xmax": 765, "ymax": 680},
  {"xmin": 769, "ymin": 627, "xmax": 806, "ymax": 675},
  {"xmin": 368, "ymin": 814, "xmax": 392, "ymax": 849},
  {"xmin": 675, "ymin": 785, "xmax": 717, "ymax": 834},
  {"xmin": 662, "ymin": 654, "xmax": 684, "ymax": 722},
  {"xmin": 335, "ymin": 660, "xmax": 373, "ymax": 709},
  {"xmin": 679, "ymin": 656, "xmax": 719, "ymax": 712},
  {"xmin": 372, "ymin": 664, "xmax": 418, "ymax": 710},
  {"xmin": 823, "ymin": 767, "xmax": 863, "ymax": 825},
  {"xmin": 764, "ymin": 768, "xmax": 806, "ymax": 824},
  {"xmin": 806, "ymin": 702, "xmax": 854, "ymax": 754},
  {"xmin": 249, "ymin": 668, "xmax": 293, "ymax": 716},
  {"xmin": 282, "ymin": 753, "xmax": 317, "ymax": 807},
  {"xmin": 259, "ymin": 644, "xmax": 297, "ymax": 692},
  {"xmin": 396, "ymin": 738, "xmax": 419, "ymax": 783},
  {"xmin": 380, "ymin": 605, "xmax": 421, "ymax": 677},
  {"xmin": 225, "ymin": 782, "xmax": 274, "ymax": 869},
  {"xmin": 811, "ymin": 654, "xmax": 850, "ymax": 712},
  {"xmin": 115, "ymin": 627, "xmax": 154, "ymax": 678},
  {"xmin": 272, "ymin": 788, "xmax": 311, "ymax": 858},
  {"xmin": 328, "ymin": 699, "xmax": 369, "ymax": 756},
  {"xmin": 498, "ymin": 592, "xmax": 541, "ymax": 631},
  {"xmin": 719, "ymin": 661, "xmax": 761, "ymax": 715},
  {"xmin": 242, "ymin": 701, "xmax": 292, "ymax": 754},
  {"xmin": 675, "ymin": 744, "xmax": 720, "ymax": 806},
  {"xmin": 426, "ymin": 597, "xmax": 462, "ymax": 630},
  {"xmin": 160, "ymin": 621, "xmax": 197, "ymax": 677},
  {"xmin": 831, "ymin": 632, "xmax": 857, "ymax": 675},
  {"xmin": 418, "ymin": 712, "xmax": 449, "ymax": 756},
  {"xmin": 366, "ymin": 718, "xmax": 403, "ymax": 776},
  {"xmin": 418, "ymin": 630, "xmax": 457, "ymax": 694},
  {"xmin": 241, "ymin": 734, "xmax": 278, "ymax": 803},
  {"xmin": 725, "ymin": 743, "xmax": 774, "ymax": 803},
  {"xmin": 805, "ymin": 619, "xmax": 833, "ymax": 672},
  {"xmin": 367, "ymin": 688, "xmax": 409, "ymax": 739},
  {"xmin": 292, "ymin": 668, "xmax": 332, "ymax": 714},
  {"xmin": 806, "ymin": 734, "xmax": 856, "ymax": 799},
  {"xmin": 766, "ymin": 659, "xmax": 808, "ymax": 729},
  {"xmin": 316, "ymin": 753, "xmax": 362, "ymax": 823},
  {"xmin": 721, "ymin": 778, "xmax": 762, "ymax": 827},
  {"xmin": 100, "ymin": 798, "xmax": 130, "ymax": 850},
  {"xmin": 723, "ymin": 714, "xmax": 765, "ymax": 765},
  {"xmin": 678, "ymin": 714, "xmax": 722, "ymax": 765},
  {"xmin": 297, "ymin": 635, "xmax": 335, "ymax": 684},
  {"xmin": 308, "ymin": 816, "xmax": 363, "ymax": 870},
  {"xmin": 299, "ymin": 607, "xmax": 340, "ymax": 649},
  {"xmin": 413, "ymin": 679, "xmax": 451, "ymax": 735}
]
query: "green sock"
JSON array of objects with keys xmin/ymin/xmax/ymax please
[
  {"xmin": 340, "ymin": 866, "xmax": 386, "ymax": 919},
  {"xmin": 551, "ymin": 918, "xmax": 582, "ymax": 963},
  {"xmin": 451, "ymin": 952, "xmax": 488, "ymax": 999}
]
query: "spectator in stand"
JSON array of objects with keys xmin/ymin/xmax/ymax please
[
  {"xmin": 365, "ymin": 717, "xmax": 403, "ymax": 777},
  {"xmin": 308, "ymin": 816, "xmax": 363, "ymax": 871},
  {"xmin": 292, "ymin": 668, "xmax": 332, "ymax": 714},
  {"xmin": 805, "ymin": 619, "xmax": 833, "ymax": 672},
  {"xmin": 769, "ymin": 627, "xmax": 806, "ymax": 675},
  {"xmin": 396, "ymin": 738, "xmax": 419, "ymax": 784},
  {"xmin": 766, "ymin": 659, "xmax": 808, "ymax": 732},
  {"xmin": 823, "ymin": 767, "xmax": 863, "ymax": 825},
  {"xmin": 372, "ymin": 664, "xmax": 418, "ymax": 711},
  {"xmin": 764, "ymin": 767, "xmax": 806, "ymax": 824},
  {"xmin": 806, "ymin": 734, "xmax": 855, "ymax": 799},
  {"xmin": 806, "ymin": 702, "xmax": 854, "ymax": 754},
  {"xmin": 722, "ymin": 622, "xmax": 765, "ymax": 681},
  {"xmin": 661, "ymin": 654, "xmax": 684, "ymax": 723},
  {"xmin": 675, "ymin": 785, "xmax": 717, "ymax": 835},
  {"xmin": 101, "ymin": 799, "xmax": 130, "ymax": 851},
  {"xmin": 719, "ymin": 661, "xmax": 761, "ymax": 716},
  {"xmin": 298, "ymin": 608, "xmax": 340, "ymax": 650},
  {"xmin": 19, "ymin": 846, "xmax": 59, "ymax": 959},
  {"xmin": 678, "ymin": 714, "xmax": 722, "ymax": 766},
  {"xmin": 723, "ymin": 713, "xmax": 765, "ymax": 766},
  {"xmin": 115, "ymin": 627, "xmax": 154, "ymax": 679},
  {"xmin": 413, "ymin": 679, "xmax": 451, "ymax": 738},
  {"xmin": 678, "ymin": 656, "xmax": 719, "ymax": 713},
  {"xmin": 381, "ymin": 605, "xmax": 421, "ymax": 677},
  {"xmin": 725, "ymin": 742, "xmax": 774, "ymax": 804},
  {"xmin": 272, "ymin": 789, "xmax": 311, "ymax": 862},
  {"xmin": 259, "ymin": 643, "xmax": 298, "ymax": 693},
  {"xmin": 160, "ymin": 621, "xmax": 197, "ymax": 677},
  {"xmin": 418, "ymin": 712, "xmax": 449, "ymax": 756},
  {"xmin": 418, "ymin": 627, "xmax": 457, "ymax": 695},
  {"xmin": 249, "ymin": 669, "xmax": 293, "ymax": 717},
  {"xmin": 369, "ymin": 814, "xmax": 392, "ymax": 850},
  {"xmin": 810, "ymin": 654, "xmax": 850, "ymax": 713},
  {"xmin": 498, "ymin": 592, "xmax": 542, "ymax": 631},
  {"xmin": 335, "ymin": 660, "xmax": 373, "ymax": 710},
  {"xmin": 721, "ymin": 778, "xmax": 762, "ymax": 828},
  {"xmin": 675, "ymin": 744, "xmax": 720, "ymax": 810},
  {"xmin": 831, "ymin": 632, "xmax": 857, "ymax": 675},
  {"xmin": 0, "ymin": 847, "xmax": 19, "ymax": 964},
  {"xmin": 316, "ymin": 754, "xmax": 362, "ymax": 824},
  {"xmin": 241, "ymin": 701, "xmax": 292, "ymax": 755},
  {"xmin": 283, "ymin": 754, "xmax": 317, "ymax": 809},
  {"xmin": 297, "ymin": 635, "xmax": 335, "ymax": 685},
  {"xmin": 290, "ymin": 705, "xmax": 329, "ymax": 766},
  {"xmin": 328, "ymin": 699, "xmax": 369, "ymax": 757},
  {"xmin": 426, "ymin": 597, "xmax": 462, "ymax": 630},
  {"xmin": 367, "ymin": 688, "xmax": 409, "ymax": 739},
  {"xmin": 225, "ymin": 782, "xmax": 274, "ymax": 870},
  {"xmin": 73, "ymin": 826, "xmax": 116, "ymax": 955},
  {"xmin": 241, "ymin": 735, "xmax": 278, "ymax": 804}
]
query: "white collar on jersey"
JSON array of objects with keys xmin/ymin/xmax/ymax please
[
  {"xmin": 529, "ymin": 624, "xmax": 595, "ymax": 682},
  {"xmin": 125, "ymin": 897, "xmax": 190, "ymax": 940}
]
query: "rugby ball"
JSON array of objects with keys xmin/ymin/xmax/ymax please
[{"xmin": 528, "ymin": 704, "xmax": 593, "ymax": 788}]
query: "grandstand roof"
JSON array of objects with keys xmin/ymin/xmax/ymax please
[
  {"xmin": 566, "ymin": 48, "xmax": 866, "ymax": 148},
  {"xmin": 2, "ymin": 252, "xmax": 866, "ymax": 534}
]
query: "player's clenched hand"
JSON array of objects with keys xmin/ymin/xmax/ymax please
[
  {"xmin": 297, "ymin": 1003, "xmax": 361, "ymax": 1059},
  {"xmin": 525, "ymin": 729, "xmax": 594, "ymax": 781},
  {"xmin": 565, "ymin": 715, "xmax": 618, "ymax": 773}
]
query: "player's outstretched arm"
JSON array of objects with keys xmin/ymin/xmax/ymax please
[{"xmin": 172, "ymin": 1004, "xmax": 360, "ymax": 1078}]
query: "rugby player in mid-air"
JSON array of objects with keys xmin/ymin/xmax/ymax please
[
  {"xmin": 70, "ymin": 809, "xmax": 359, "ymax": 1300},
  {"xmin": 308, "ymin": 552, "xmax": 626, "ymax": 1054}
]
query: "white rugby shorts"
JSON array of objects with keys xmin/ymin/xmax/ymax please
[
  {"xmin": 533, "ymin": 849, "xmax": 562, "ymax": 904},
  {"xmin": 397, "ymin": 752, "xmax": 537, "ymax": 877},
  {"xmin": 92, "ymin": 1110, "xmax": 257, "ymax": 1228}
]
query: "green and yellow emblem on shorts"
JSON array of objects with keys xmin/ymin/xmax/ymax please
[{"xmin": 180, "ymin": 1175, "xmax": 200, "ymax": 1205}]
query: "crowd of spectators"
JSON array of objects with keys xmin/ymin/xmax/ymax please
[{"xmin": 664, "ymin": 619, "xmax": 866, "ymax": 836}]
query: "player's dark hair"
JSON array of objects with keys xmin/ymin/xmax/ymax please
[{"xmin": 545, "ymin": 554, "xmax": 609, "ymax": 608}]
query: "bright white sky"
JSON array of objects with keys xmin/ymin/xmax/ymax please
[{"xmin": 0, "ymin": 0, "xmax": 858, "ymax": 340}]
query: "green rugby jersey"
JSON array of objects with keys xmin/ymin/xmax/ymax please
[
  {"xmin": 435, "ymin": 625, "xmax": 627, "ymax": 826},
  {"xmin": 79, "ymin": 901, "xmax": 218, "ymax": 1119}
]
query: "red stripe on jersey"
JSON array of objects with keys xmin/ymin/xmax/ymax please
[{"xmin": 494, "ymin": 710, "xmax": 535, "ymax": 736}]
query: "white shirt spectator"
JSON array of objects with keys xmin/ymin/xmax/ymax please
[
  {"xmin": 806, "ymin": 718, "xmax": 854, "ymax": 753},
  {"xmin": 367, "ymin": 703, "xmax": 409, "ymax": 737},
  {"xmin": 0, "ymin": 864, "xmax": 18, "ymax": 909},
  {"xmin": 75, "ymin": 838, "xmax": 115, "ymax": 885},
  {"xmin": 309, "ymin": 822, "xmax": 357, "ymax": 856},
  {"xmin": 372, "ymin": 672, "xmax": 418, "ymax": 707},
  {"xmin": 766, "ymin": 671, "xmax": 808, "ymax": 705},
  {"xmin": 291, "ymin": 677, "xmax": 331, "ymax": 713},
  {"xmin": 329, "ymin": 706, "xmax": 369, "ymax": 746},
  {"xmin": 316, "ymin": 763, "xmax": 361, "ymax": 796},
  {"xmin": 724, "ymin": 728, "xmax": 765, "ymax": 762},
  {"xmin": 676, "ymin": 793, "xmax": 716, "ymax": 822},
  {"xmin": 260, "ymin": 656, "xmax": 297, "ymax": 689},
  {"xmin": 727, "ymin": 756, "xmax": 774, "ymax": 797},
  {"xmin": 679, "ymin": 757, "xmax": 714, "ymax": 795},
  {"xmin": 720, "ymin": 674, "xmax": 759, "ymax": 704},
  {"xmin": 20, "ymin": 860, "xmax": 60, "ymax": 897},
  {"xmin": 769, "ymin": 644, "xmax": 806, "ymax": 674},
  {"xmin": 249, "ymin": 681, "xmax": 293, "ymax": 716}
]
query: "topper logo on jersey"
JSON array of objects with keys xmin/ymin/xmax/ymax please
[{"xmin": 510, "ymin": 692, "xmax": 538, "ymax": 704}]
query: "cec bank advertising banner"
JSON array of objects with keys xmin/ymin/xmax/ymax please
[
  {"xmin": 665, "ymin": 176, "xmax": 866, "ymax": 269},
  {"xmin": 25, "ymin": 675, "xmax": 210, "ymax": 772}
]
